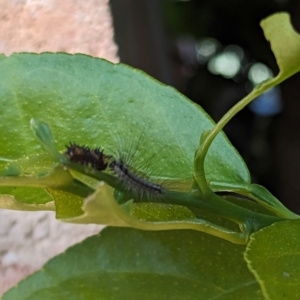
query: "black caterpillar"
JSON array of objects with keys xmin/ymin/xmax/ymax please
[
  {"xmin": 109, "ymin": 159, "xmax": 164, "ymax": 200},
  {"xmin": 65, "ymin": 142, "xmax": 165, "ymax": 201},
  {"xmin": 65, "ymin": 142, "xmax": 110, "ymax": 171}
]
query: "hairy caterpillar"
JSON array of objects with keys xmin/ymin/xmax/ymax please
[
  {"xmin": 64, "ymin": 142, "xmax": 167, "ymax": 201},
  {"xmin": 65, "ymin": 142, "xmax": 110, "ymax": 172}
]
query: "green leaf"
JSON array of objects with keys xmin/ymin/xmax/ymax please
[
  {"xmin": 0, "ymin": 52, "xmax": 249, "ymax": 207},
  {"xmin": 261, "ymin": 12, "xmax": 300, "ymax": 80},
  {"xmin": 132, "ymin": 202, "xmax": 196, "ymax": 221},
  {"xmin": 0, "ymin": 186, "xmax": 52, "ymax": 204},
  {"xmin": 3, "ymin": 228, "xmax": 263, "ymax": 300},
  {"xmin": 0, "ymin": 194, "xmax": 54, "ymax": 211},
  {"xmin": 209, "ymin": 182, "xmax": 298, "ymax": 219},
  {"xmin": 245, "ymin": 220, "xmax": 300, "ymax": 300},
  {"xmin": 62, "ymin": 184, "xmax": 246, "ymax": 244}
]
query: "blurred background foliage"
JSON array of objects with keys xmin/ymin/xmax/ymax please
[{"xmin": 110, "ymin": 0, "xmax": 300, "ymax": 213}]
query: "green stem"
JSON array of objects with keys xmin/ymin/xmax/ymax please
[
  {"xmin": 186, "ymin": 221, "xmax": 247, "ymax": 245},
  {"xmin": 0, "ymin": 166, "xmax": 94, "ymax": 198},
  {"xmin": 164, "ymin": 189, "xmax": 284, "ymax": 234},
  {"xmin": 65, "ymin": 160, "xmax": 285, "ymax": 235},
  {"xmin": 195, "ymin": 78, "xmax": 281, "ymax": 194},
  {"xmin": 65, "ymin": 161, "xmax": 121, "ymax": 190},
  {"xmin": 201, "ymin": 80, "xmax": 277, "ymax": 159},
  {"xmin": 209, "ymin": 181, "xmax": 299, "ymax": 219}
]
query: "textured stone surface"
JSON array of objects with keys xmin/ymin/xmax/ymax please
[
  {"xmin": 0, "ymin": 210, "xmax": 104, "ymax": 294},
  {"xmin": 0, "ymin": 0, "xmax": 118, "ymax": 60},
  {"xmin": 0, "ymin": 0, "xmax": 118, "ymax": 295}
]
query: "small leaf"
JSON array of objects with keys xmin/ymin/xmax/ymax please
[
  {"xmin": 30, "ymin": 118, "xmax": 63, "ymax": 161},
  {"xmin": 245, "ymin": 220, "xmax": 300, "ymax": 300},
  {"xmin": 3, "ymin": 228, "xmax": 263, "ymax": 300},
  {"xmin": 261, "ymin": 12, "xmax": 300, "ymax": 80}
]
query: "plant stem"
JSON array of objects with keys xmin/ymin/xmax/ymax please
[
  {"xmin": 195, "ymin": 78, "xmax": 281, "ymax": 195},
  {"xmin": 0, "ymin": 165, "xmax": 94, "ymax": 198},
  {"xmin": 165, "ymin": 189, "xmax": 284, "ymax": 233},
  {"xmin": 65, "ymin": 160, "xmax": 285, "ymax": 235}
]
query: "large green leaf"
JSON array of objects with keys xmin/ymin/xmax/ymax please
[
  {"xmin": 3, "ymin": 227, "xmax": 263, "ymax": 300},
  {"xmin": 245, "ymin": 220, "xmax": 300, "ymax": 300},
  {"xmin": 0, "ymin": 52, "xmax": 249, "ymax": 207}
]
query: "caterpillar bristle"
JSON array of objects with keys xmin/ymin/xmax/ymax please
[
  {"xmin": 109, "ymin": 159, "xmax": 165, "ymax": 201},
  {"xmin": 64, "ymin": 140, "xmax": 173, "ymax": 202},
  {"xmin": 65, "ymin": 142, "xmax": 110, "ymax": 171}
]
